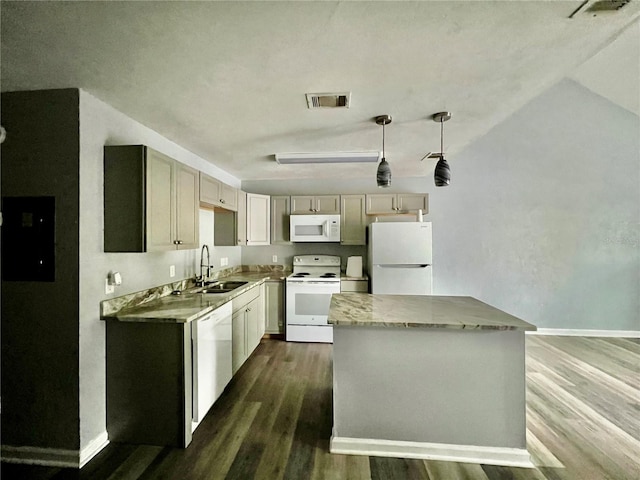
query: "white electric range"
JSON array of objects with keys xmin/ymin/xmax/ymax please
[{"xmin": 285, "ymin": 255, "xmax": 341, "ymax": 343}]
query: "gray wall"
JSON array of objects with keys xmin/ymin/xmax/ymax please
[
  {"xmin": 244, "ymin": 79, "xmax": 639, "ymax": 331},
  {"xmin": 1, "ymin": 89, "xmax": 81, "ymax": 449},
  {"xmin": 433, "ymin": 79, "xmax": 639, "ymax": 331},
  {"xmin": 1, "ymin": 87, "xmax": 242, "ymax": 455},
  {"xmin": 78, "ymin": 89, "xmax": 241, "ymax": 450}
]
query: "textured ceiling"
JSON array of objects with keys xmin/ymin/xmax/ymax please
[{"xmin": 2, "ymin": 1, "xmax": 638, "ymax": 181}]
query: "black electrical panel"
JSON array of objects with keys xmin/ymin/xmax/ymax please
[{"xmin": 1, "ymin": 196, "xmax": 56, "ymax": 282}]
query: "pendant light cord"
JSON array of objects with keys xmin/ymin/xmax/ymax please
[
  {"xmin": 382, "ymin": 122, "xmax": 386, "ymax": 159},
  {"xmin": 440, "ymin": 118, "xmax": 444, "ymax": 159}
]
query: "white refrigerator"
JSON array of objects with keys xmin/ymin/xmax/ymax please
[{"xmin": 368, "ymin": 222, "xmax": 432, "ymax": 295}]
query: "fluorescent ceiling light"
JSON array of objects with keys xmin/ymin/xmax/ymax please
[{"xmin": 275, "ymin": 152, "xmax": 381, "ymax": 164}]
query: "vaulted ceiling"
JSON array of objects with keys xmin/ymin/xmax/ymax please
[{"xmin": 2, "ymin": 1, "xmax": 638, "ymax": 181}]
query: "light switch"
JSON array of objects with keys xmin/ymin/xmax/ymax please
[
  {"xmin": 170, "ymin": 265, "xmax": 175, "ymax": 277},
  {"xmin": 272, "ymin": 255, "xmax": 278, "ymax": 263}
]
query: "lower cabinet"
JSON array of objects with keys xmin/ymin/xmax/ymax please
[
  {"xmin": 231, "ymin": 284, "xmax": 265, "ymax": 374},
  {"xmin": 106, "ymin": 283, "xmax": 266, "ymax": 449},
  {"xmin": 265, "ymin": 280, "xmax": 285, "ymax": 334}
]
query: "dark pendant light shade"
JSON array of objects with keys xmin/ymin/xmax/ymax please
[
  {"xmin": 375, "ymin": 115, "xmax": 392, "ymax": 188},
  {"xmin": 376, "ymin": 158, "xmax": 392, "ymax": 187},
  {"xmin": 434, "ymin": 156, "xmax": 450, "ymax": 186},
  {"xmin": 433, "ymin": 112, "xmax": 452, "ymax": 187}
]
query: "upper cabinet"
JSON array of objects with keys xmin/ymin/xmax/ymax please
[
  {"xmin": 271, "ymin": 196, "xmax": 291, "ymax": 245},
  {"xmin": 236, "ymin": 191, "xmax": 247, "ymax": 246},
  {"xmin": 246, "ymin": 193, "xmax": 270, "ymax": 246},
  {"xmin": 365, "ymin": 193, "xmax": 428, "ymax": 215},
  {"xmin": 199, "ymin": 172, "xmax": 238, "ymax": 211},
  {"xmin": 290, "ymin": 195, "xmax": 340, "ymax": 214},
  {"xmin": 340, "ymin": 194, "xmax": 366, "ymax": 245},
  {"xmin": 104, "ymin": 145, "xmax": 199, "ymax": 252}
]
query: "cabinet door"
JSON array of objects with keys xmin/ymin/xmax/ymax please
[
  {"xmin": 290, "ymin": 196, "xmax": 316, "ymax": 214},
  {"xmin": 246, "ymin": 193, "xmax": 270, "ymax": 245},
  {"xmin": 270, "ymin": 196, "xmax": 291, "ymax": 245},
  {"xmin": 232, "ymin": 310, "xmax": 246, "ymax": 374},
  {"xmin": 236, "ymin": 191, "xmax": 247, "ymax": 246},
  {"xmin": 245, "ymin": 297, "xmax": 261, "ymax": 355},
  {"xmin": 365, "ymin": 194, "xmax": 396, "ymax": 214},
  {"xmin": 265, "ymin": 281, "xmax": 284, "ymax": 334},
  {"xmin": 398, "ymin": 193, "xmax": 428, "ymax": 213},
  {"xmin": 340, "ymin": 194, "xmax": 366, "ymax": 245},
  {"xmin": 258, "ymin": 283, "xmax": 266, "ymax": 339},
  {"xmin": 175, "ymin": 163, "xmax": 200, "ymax": 250},
  {"xmin": 316, "ymin": 195, "xmax": 340, "ymax": 214},
  {"xmin": 219, "ymin": 183, "xmax": 238, "ymax": 211},
  {"xmin": 199, "ymin": 173, "xmax": 222, "ymax": 207},
  {"xmin": 146, "ymin": 149, "xmax": 175, "ymax": 251}
]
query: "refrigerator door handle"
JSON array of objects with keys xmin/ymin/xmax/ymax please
[{"xmin": 375, "ymin": 264, "xmax": 430, "ymax": 268}]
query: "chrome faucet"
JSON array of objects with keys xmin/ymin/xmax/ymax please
[{"xmin": 197, "ymin": 244, "xmax": 210, "ymax": 286}]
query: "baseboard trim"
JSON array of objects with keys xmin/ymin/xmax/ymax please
[
  {"xmin": 80, "ymin": 432, "xmax": 109, "ymax": 468},
  {"xmin": 330, "ymin": 435, "xmax": 534, "ymax": 468},
  {"xmin": 1, "ymin": 432, "xmax": 109, "ymax": 469},
  {"xmin": 1, "ymin": 445, "xmax": 80, "ymax": 468},
  {"xmin": 527, "ymin": 328, "xmax": 640, "ymax": 338}
]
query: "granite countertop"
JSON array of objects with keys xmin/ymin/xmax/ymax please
[
  {"xmin": 328, "ymin": 293, "xmax": 536, "ymax": 331},
  {"xmin": 101, "ymin": 270, "xmax": 286, "ymax": 324}
]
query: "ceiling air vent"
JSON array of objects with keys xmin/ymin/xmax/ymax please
[
  {"xmin": 570, "ymin": 0, "xmax": 632, "ymax": 18},
  {"xmin": 306, "ymin": 92, "xmax": 351, "ymax": 109}
]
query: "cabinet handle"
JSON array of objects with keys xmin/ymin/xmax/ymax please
[
  {"xmin": 246, "ymin": 307, "xmax": 251, "ymax": 312},
  {"xmin": 177, "ymin": 240, "xmax": 183, "ymax": 245},
  {"xmin": 220, "ymin": 199, "xmax": 225, "ymax": 203}
]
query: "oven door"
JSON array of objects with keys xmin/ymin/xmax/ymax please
[{"xmin": 286, "ymin": 280, "xmax": 340, "ymax": 326}]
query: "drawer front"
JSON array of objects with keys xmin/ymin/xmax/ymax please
[
  {"xmin": 341, "ymin": 280, "xmax": 368, "ymax": 293},
  {"xmin": 232, "ymin": 284, "xmax": 260, "ymax": 312}
]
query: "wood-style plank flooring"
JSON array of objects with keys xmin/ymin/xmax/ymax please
[{"xmin": 2, "ymin": 335, "xmax": 639, "ymax": 479}]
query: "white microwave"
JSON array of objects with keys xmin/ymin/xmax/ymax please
[{"xmin": 290, "ymin": 214, "xmax": 340, "ymax": 242}]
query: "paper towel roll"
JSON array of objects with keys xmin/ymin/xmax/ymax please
[{"xmin": 346, "ymin": 256, "xmax": 363, "ymax": 278}]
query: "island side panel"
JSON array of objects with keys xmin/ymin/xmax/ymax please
[{"xmin": 332, "ymin": 325, "xmax": 526, "ymax": 449}]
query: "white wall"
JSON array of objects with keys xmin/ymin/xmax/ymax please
[
  {"xmin": 78, "ymin": 90, "xmax": 241, "ymax": 450},
  {"xmin": 431, "ymin": 79, "xmax": 639, "ymax": 331}
]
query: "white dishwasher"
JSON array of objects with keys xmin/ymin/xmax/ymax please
[{"xmin": 191, "ymin": 302, "xmax": 232, "ymax": 430}]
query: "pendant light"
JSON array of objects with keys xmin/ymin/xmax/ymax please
[
  {"xmin": 375, "ymin": 115, "xmax": 392, "ymax": 188},
  {"xmin": 433, "ymin": 112, "xmax": 451, "ymax": 187}
]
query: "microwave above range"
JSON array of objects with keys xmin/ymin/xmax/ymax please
[{"xmin": 290, "ymin": 214, "xmax": 340, "ymax": 242}]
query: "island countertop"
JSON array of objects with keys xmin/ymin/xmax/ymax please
[{"xmin": 328, "ymin": 293, "xmax": 536, "ymax": 331}]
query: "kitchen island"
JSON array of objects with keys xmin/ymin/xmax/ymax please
[{"xmin": 328, "ymin": 293, "xmax": 536, "ymax": 468}]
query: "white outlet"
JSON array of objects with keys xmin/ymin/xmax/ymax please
[
  {"xmin": 169, "ymin": 265, "xmax": 175, "ymax": 277},
  {"xmin": 105, "ymin": 279, "xmax": 114, "ymax": 295},
  {"xmin": 272, "ymin": 255, "xmax": 278, "ymax": 263}
]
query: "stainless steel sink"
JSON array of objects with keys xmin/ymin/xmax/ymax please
[{"xmin": 199, "ymin": 281, "xmax": 248, "ymax": 294}]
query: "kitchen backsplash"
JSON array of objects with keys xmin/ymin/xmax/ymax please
[{"xmin": 240, "ymin": 244, "xmax": 367, "ymax": 273}]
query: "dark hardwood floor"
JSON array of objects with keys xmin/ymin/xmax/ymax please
[{"xmin": 2, "ymin": 336, "xmax": 639, "ymax": 480}]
